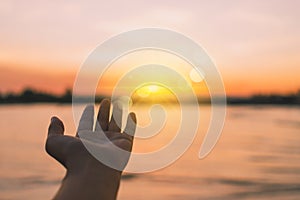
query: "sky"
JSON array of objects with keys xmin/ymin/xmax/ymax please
[{"xmin": 0, "ymin": 0, "xmax": 299, "ymax": 96}]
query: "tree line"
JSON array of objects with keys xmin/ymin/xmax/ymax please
[{"xmin": 0, "ymin": 88, "xmax": 299, "ymax": 105}]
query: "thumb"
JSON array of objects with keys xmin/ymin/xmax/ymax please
[
  {"xmin": 46, "ymin": 116, "xmax": 67, "ymax": 167},
  {"xmin": 48, "ymin": 116, "xmax": 65, "ymax": 136}
]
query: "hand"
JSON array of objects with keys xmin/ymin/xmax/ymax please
[{"xmin": 45, "ymin": 99, "xmax": 137, "ymax": 200}]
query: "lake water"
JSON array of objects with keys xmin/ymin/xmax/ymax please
[{"xmin": 0, "ymin": 104, "xmax": 299, "ymax": 200}]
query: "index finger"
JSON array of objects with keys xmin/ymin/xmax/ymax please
[
  {"xmin": 123, "ymin": 112, "xmax": 137, "ymax": 138},
  {"xmin": 77, "ymin": 105, "xmax": 94, "ymax": 136}
]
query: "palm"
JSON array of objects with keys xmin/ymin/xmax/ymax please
[{"xmin": 46, "ymin": 99, "xmax": 136, "ymax": 172}]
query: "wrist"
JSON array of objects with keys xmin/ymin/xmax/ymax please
[{"xmin": 54, "ymin": 160, "xmax": 122, "ymax": 200}]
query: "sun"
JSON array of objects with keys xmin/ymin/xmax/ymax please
[
  {"xmin": 132, "ymin": 84, "xmax": 178, "ymax": 104},
  {"xmin": 148, "ymin": 85, "xmax": 159, "ymax": 93},
  {"xmin": 135, "ymin": 84, "xmax": 165, "ymax": 98}
]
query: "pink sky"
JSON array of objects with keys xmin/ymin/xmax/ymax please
[{"xmin": 0, "ymin": 0, "xmax": 299, "ymax": 96}]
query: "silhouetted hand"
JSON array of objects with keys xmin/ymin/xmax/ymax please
[{"xmin": 46, "ymin": 99, "xmax": 137, "ymax": 200}]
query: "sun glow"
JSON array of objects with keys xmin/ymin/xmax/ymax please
[
  {"xmin": 136, "ymin": 84, "xmax": 166, "ymax": 97},
  {"xmin": 148, "ymin": 85, "xmax": 159, "ymax": 93},
  {"xmin": 132, "ymin": 84, "xmax": 178, "ymax": 104}
]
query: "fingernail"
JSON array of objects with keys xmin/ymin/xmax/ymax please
[{"xmin": 51, "ymin": 117, "xmax": 56, "ymax": 123}]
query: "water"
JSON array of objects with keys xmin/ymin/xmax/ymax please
[{"xmin": 0, "ymin": 104, "xmax": 299, "ymax": 200}]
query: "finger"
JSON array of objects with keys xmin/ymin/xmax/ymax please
[
  {"xmin": 95, "ymin": 98, "xmax": 111, "ymax": 131},
  {"xmin": 108, "ymin": 101, "xmax": 123, "ymax": 132},
  {"xmin": 48, "ymin": 116, "xmax": 65, "ymax": 136},
  {"xmin": 77, "ymin": 105, "xmax": 94, "ymax": 136},
  {"xmin": 123, "ymin": 112, "xmax": 137, "ymax": 139}
]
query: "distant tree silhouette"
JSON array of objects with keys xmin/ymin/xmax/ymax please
[
  {"xmin": 0, "ymin": 88, "xmax": 64, "ymax": 104},
  {"xmin": 0, "ymin": 87, "xmax": 299, "ymax": 105},
  {"xmin": 227, "ymin": 91, "xmax": 300, "ymax": 105},
  {"xmin": 59, "ymin": 89, "xmax": 72, "ymax": 103}
]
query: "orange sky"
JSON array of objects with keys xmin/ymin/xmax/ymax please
[{"xmin": 0, "ymin": 1, "xmax": 299, "ymax": 97}]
